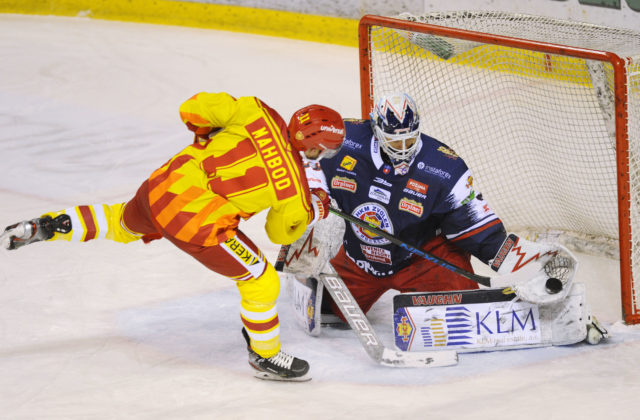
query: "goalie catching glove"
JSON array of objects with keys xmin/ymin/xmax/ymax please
[{"xmin": 489, "ymin": 233, "xmax": 578, "ymax": 305}]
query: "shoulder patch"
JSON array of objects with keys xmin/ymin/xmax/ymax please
[{"xmin": 437, "ymin": 145, "xmax": 459, "ymax": 159}]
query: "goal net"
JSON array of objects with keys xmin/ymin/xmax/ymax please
[{"xmin": 358, "ymin": 12, "xmax": 640, "ymax": 324}]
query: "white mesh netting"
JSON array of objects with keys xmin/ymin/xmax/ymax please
[{"xmin": 364, "ymin": 11, "xmax": 640, "ymax": 322}]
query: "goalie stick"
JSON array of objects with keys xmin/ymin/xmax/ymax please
[{"xmin": 318, "ymin": 272, "xmax": 458, "ymax": 368}]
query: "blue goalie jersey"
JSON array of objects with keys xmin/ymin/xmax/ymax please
[{"xmin": 320, "ymin": 119, "xmax": 507, "ymax": 277}]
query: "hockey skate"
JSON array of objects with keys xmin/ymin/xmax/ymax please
[
  {"xmin": 241, "ymin": 328, "xmax": 311, "ymax": 382},
  {"xmin": 0, "ymin": 214, "xmax": 71, "ymax": 250}
]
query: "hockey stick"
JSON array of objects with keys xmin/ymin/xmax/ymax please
[
  {"xmin": 274, "ymin": 244, "xmax": 290, "ymax": 271},
  {"xmin": 318, "ymin": 273, "xmax": 458, "ymax": 367},
  {"xmin": 329, "ymin": 207, "xmax": 494, "ymax": 287}
]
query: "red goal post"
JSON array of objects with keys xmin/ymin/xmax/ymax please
[{"xmin": 358, "ymin": 12, "xmax": 640, "ymax": 324}]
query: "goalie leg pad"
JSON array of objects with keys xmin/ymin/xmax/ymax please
[
  {"xmin": 393, "ymin": 283, "xmax": 591, "ymax": 352},
  {"xmin": 280, "ymin": 211, "xmax": 345, "ymax": 277},
  {"xmin": 286, "ymin": 274, "xmax": 323, "ymax": 336},
  {"xmin": 541, "ymin": 282, "xmax": 589, "ymax": 346},
  {"xmin": 585, "ymin": 315, "xmax": 608, "ymax": 345}
]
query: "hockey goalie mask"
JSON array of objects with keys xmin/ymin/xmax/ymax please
[
  {"xmin": 288, "ymin": 105, "xmax": 345, "ymax": 160},
  {"xmin": 371, "ymin": 93, "xmax": 421, "ymax": 175}
]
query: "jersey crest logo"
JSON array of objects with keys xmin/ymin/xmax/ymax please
[
  {"xmin": 331, "ymin": 176, "xmax": 357, "ymax": 193},
  {"xmin": 340, "ymin": 155, "xmax": 357, "ymax": 171},
  {"xmin": 351, "ymin": 203, "xmax": 393, "ymax": 246},
  {"xmin": 399, "ymin": 198, "xmax": 424, "ymax": 217}
]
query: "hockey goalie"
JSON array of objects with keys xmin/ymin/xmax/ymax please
[{"xmin": 279, "ymin": 92, "xmax": 607, "ymax": 359}]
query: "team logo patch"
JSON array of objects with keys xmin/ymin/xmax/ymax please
[
  {"xmin": 396, "ymin": 315, "xmax": 414, "ymax": 343},
  {"xmin": 368, "ymin": 185, "xmax": 391, "ymax": 204},
  {"xmin": 351, "ymin": 203, "xmax": 393, "ymax": 246},
  {"xmin": 331, "ymin": 176, "xmax": 357, "ymax": 193},
  {"xmin": 437, "ymin": 145, "xmax": 459, "ymax": 159},
  {"xmin": 340, "ymin": 155, "xmax": 357, "ymax": 171},
  {"xmin": 360, "ymin": 245, "xmax": 392, "ymax": 265},
  {"xmin": 460, "ymin": 176, "xmax": 477, "ymax": 205},
  {"xmin": 399, "ymin": 198, "xmax": 424, "ymax": 217}
]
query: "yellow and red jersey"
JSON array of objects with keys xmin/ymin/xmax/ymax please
[{"xmin": 146, "ymin": 92, "xmax": 313, "ymax": 247}]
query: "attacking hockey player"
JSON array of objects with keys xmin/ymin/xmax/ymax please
[
  {"xmin": 0, "ymin": 92, "xmax": 345, "ymax": 381},
  {"xmin": 279, "ymin": 92, "xmax": 607, "ymax": 358}
]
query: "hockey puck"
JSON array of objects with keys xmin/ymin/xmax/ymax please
[{"xmin": 545, "ymin": 277, "xmax": 563, "ymax": 294}]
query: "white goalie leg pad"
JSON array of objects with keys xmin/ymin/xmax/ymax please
[
  {"xmin": 281, "ymin": 210, "xmax": 345, "ymax": 277},
  {"xmin": 393, "ymin": 283, "xmax": 591, "ymax": 353},
  {"xmin": 285, "ymin": 274, "xmax": 323, "ymax": 336},
  {"xmin": 541, "ymin": 282, "xmax": 589, "ymax": 346}
]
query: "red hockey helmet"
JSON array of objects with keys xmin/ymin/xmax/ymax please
[{"xmin": 288, "ymin": 105, "xmax": 345, "ymax": 160}]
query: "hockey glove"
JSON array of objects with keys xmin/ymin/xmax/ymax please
[
  {"xmin": 490, "ymin": 233, "xmax": 577, "ymax": 305},
  {"xmin": 309, "ymin": 188, "xmax": 330, "ymax": 226}
]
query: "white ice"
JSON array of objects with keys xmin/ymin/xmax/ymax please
[{"xmin": 1, "ymin": 14, "xmax": 639, "ymax": 420}]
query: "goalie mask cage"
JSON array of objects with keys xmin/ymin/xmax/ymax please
[{"xmin": 358, "ymin": 12, "xmax": 640, "ymax": 324}]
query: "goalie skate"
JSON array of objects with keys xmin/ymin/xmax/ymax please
[
  {"xmin": 1, "ymin": 214, "xmax": 71, "ymax": 250},
  {"xmin": 241, "ymin": 329, "xmax": 311, "ymax": 382}
]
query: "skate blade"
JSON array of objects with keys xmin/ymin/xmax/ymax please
[{"xmin": 252, "ymin": 370, "xmax": 312, "ymax": 382}]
